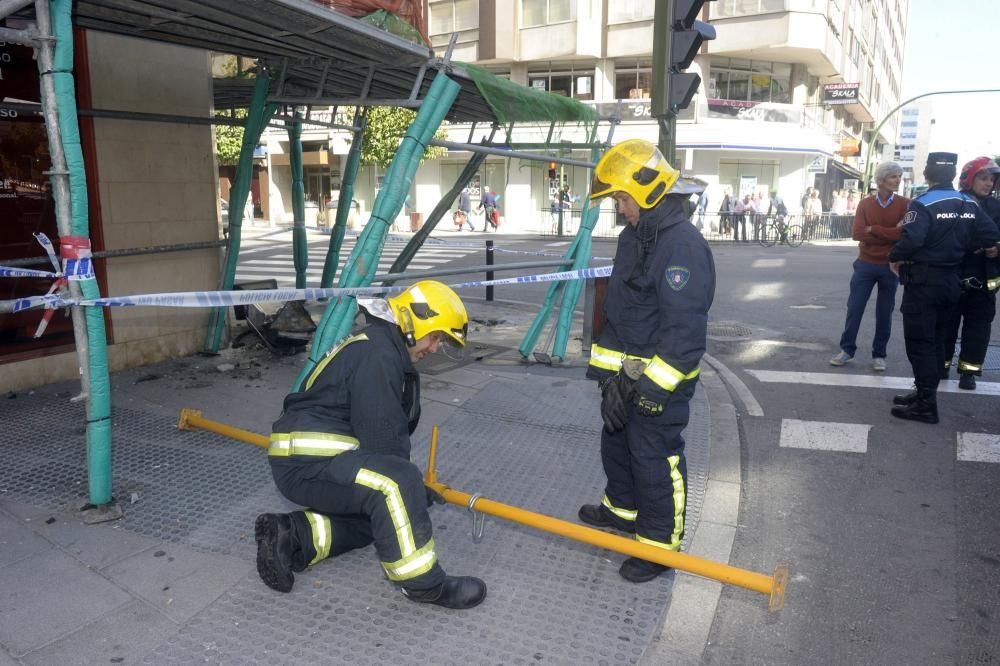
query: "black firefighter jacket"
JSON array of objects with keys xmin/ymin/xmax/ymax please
[
  {"xmin": 271, "ymin": 317, "xmax": 421, "ymax": 460},
  {"xmin": 587, "ymin": 196, "xmax": 716, "ymax": 404}
]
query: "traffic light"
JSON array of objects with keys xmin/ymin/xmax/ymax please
[
  {"xmin": 653, "ymin": 0, "xmax": 717, "ymax": 115},
  {"xmin": 547, "ymin": 161, "xmax": 557, "ymax": 180}
]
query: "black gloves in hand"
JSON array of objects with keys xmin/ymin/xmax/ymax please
[
  {"xmin": 425, "ymin": 486, "xmax": 446, "ymax": 508},
  {"xmin": 635, "ymin": 394, "xmax": 665, "ymax": 417},
  {"xmin": 600, "ymin": 375, "xmax": 632, "ymax": 432}
]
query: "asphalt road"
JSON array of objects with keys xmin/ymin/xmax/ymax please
[{"xmin": 236, "ymin": 228, "xmax": 1000, "ymax": 663}]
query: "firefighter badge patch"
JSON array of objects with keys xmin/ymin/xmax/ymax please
[{"xmin": 666, "ymin": 266, "xmax": 690, "ymax": 291}]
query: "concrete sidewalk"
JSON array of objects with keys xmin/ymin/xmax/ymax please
[{"xmin": 0, "ymin": 298, "xmax": 743, "ymax": 665}]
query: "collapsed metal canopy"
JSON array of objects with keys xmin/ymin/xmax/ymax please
[{"xmin": 57, "ymin": 0, "xmax": 498, "ymax": 122}]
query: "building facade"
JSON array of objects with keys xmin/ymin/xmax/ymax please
[
  {"xmin": 893, "ymin": 99, "xmax": 933, "ymax": 195},
  {"xmin": 255, "ymin": 0, "xmax": 909, "ymax": 234}
]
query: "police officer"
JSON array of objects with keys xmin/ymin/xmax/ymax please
[
  {"xmin": 255, "ymin": 281, "xmax": 487, "ymax": 610},
  {"xmin": 578, "ymin": 139, "xmax": 715, "ymax": 583},
  {"xmin": 889, "ymin": 153, "xmax": 1000, "ymax": 423},
  {"xmin": 940, "ymin": 157, "xmax": 1000, "ymax": 390}
]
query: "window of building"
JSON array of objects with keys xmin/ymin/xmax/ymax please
[
  {"xmin": 711, "ymin": 0, "xmax": 784, "ymax": 19},
  {"xmin": 614, "ymin": 63, "xmax": 653, "ymax": 100},
  {"xmin": 529, "ymin": 68, "xmax": 594, "ymax": 100},
  {"xmin": 708, "ymin": 59, "xmax": 791, "ymax": 104},
  {"xmin": 429, "ymin": 0, "xmax": 478, "ymax": 35},
  {"xmin": 609, "ymin": 0, "xmax": 654, "ymax": 23},
  {"xmin": 522, "ymin": 0, "xmax": 576, "ymax": 27}
]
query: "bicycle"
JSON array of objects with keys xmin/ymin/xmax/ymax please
[{"xmin": 759, "ymin": 216, "xmax": 805, "ymax": 247}]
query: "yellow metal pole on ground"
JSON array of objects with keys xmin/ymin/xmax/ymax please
[
  {"xmin": 177, "ymin": 408, "xmax": 269, "ymax": 448},
  {"xmin": 175, "ymin": 411, "xmax": 788, "ymax": 610},
  {"xmin": 425, "ymin": 426, "xmax": 788, "ymax": 612}
]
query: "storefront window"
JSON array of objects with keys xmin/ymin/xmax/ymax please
[
  {"xmin": 614, "ymin": 64, "xmax": 653, "ymax": 100},
  {"xmin": 529, "ymin": 70, "xmax": 594, "ymax": 100},
  {"xmin": 1, "ymin": 42, "xmax": 75, "ymax": 357}
]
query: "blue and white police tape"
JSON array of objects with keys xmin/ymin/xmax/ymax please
[
  {"xmin": 9, "ymin": 264, "xmax": 613, "ymax": 312},
  {"xmin": 1, "ymin": 266, "xmax": 60, "ymax": 279}
]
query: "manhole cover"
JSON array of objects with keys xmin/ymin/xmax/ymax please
[{"xmin": 708, "ymin": 323, "xmax": 753, "ymax": 338}]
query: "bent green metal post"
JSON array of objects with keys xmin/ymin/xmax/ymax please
[
  {"xmin": 289, "ymin": 109, "xmax": 307, "ymax": 288},
  {"xmin": 204, "ymin": 73, "xmax": 277, "ymax": 353},
  {"xmin": 293, "ymin": 72, "xmax": 462, "ymax": 391},
  {"xmin": 321, "ymin": 107, "xmax": 367, "ymax": 289}
]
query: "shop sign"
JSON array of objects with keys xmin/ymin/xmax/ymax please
[
  {"xmin": 823, "ymin": 83, "xmax": 859, "ymax": 105},
  {"xmin": 706, "ymin": 99, "xmax": 801, "ymax": 124},
  {"xmin": 807, "ymin": 155, "xmax": 828, "ymax": 173},
  {"xmin": 838, "ymin": 137, "xmax": 861, "ymax": 156}
]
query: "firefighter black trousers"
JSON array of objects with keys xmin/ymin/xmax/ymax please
[
  {"xmin": 941, "ymin": 287, "xmax": 996, "ymax": 375},
  {"xmin": 600, "ymin": 397, "xmax": 689, "ymax": 551},
  {"xmin": 269, "ymin": 451, "xmax": 445, "ymax": 590},
  {"xmin": 900, "ymin": 272, "xmax": 961, "ymax": 392}
]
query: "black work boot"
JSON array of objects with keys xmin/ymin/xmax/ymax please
[
  {"xmin": 892, "ymin": 389, "xmax": 919, "ymax": 406},
  {"xmin": 890, "ymin": 389, "xmax": 939, "ymax": 424},
  {"xmin": 402, "ymin": 576, "xmax": 487, "ymax": 610},
  {"xmin": 959, "ymin": 373, "xmax": 977, "ymax": 390},
  {"xmin": 255, "ymin": 513, "xmax": 300, "ymax": 593},
  {"xmin": 939, "ymin": 366, "xmax": 951, "ymax": 380},
  {"xmin": 619, "ymin": 557, "xmax": 670, "ymax": 583},
  {"xmin": 578, "ymin": 504, "xmax": 636, "ymax": 534}
]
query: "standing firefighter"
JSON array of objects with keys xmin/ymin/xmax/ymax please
[
  {"xmin": 889, "ymin": 153, "xmax": 1000, "ymax": 423},
  {"xmin": 255, "ymin": 281, "xmax": 487, "ymax": 610},
  {"xmin": 579, "ymin": 139, "xmax": 716, "ymax": 582},
  {"xmin": 940, "ymin": 156, "xmax": 1000, "ymax": 390}
]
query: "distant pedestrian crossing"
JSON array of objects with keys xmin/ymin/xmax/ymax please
[{"xmin": 234, "ymin": 237, "xmax": 481, "ymax": 287}]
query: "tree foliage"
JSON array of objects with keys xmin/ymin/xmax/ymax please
[
  {"xmin": 215, "ymin": 108, "xmax": 248, "ymax": 166},
  {"xmin": 359, "ymin": 106, "xmax": 447, "ymax": 169}
]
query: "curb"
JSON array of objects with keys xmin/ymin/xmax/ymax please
[{"xmin": 642, "ymin": 361, "xmax": 744, "ymax": 664}]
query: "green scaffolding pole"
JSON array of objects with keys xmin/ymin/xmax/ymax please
[
  {"xmin": 39, "ymin": 0, "xmax": 114, "ymax": 506},
  {"xmin": 519, "ymin": 146, "xmax": 601, "ymax": 362},
  {"xmin": 293, "ymin": 72, "xmax": 461, "ymax": 391},
  {"xmin": 288, "ymin": 110, "xmax": 307, "ymax": 288},
  {"xmin": 320, "ymin": 108, "xmax": 367, "ymax": 289},
  {"xmin": 203, "ymin": 74, "xmax": 277, "ymax": 353}
]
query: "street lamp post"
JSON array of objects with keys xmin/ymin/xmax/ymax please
[{"xmin": 863, "ymin": 88, "xmax": 1000, "ymax": 190}]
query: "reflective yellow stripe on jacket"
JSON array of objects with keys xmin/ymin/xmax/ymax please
[
  {"xmin": 268, "ymin": 431, "xmax": 360, "ymax": 457},
  {"xmin": 644, "ymin": 355, "xmax": 700, "ymax": 393},
  {"xmin": 589, "ymin": 343, "xmax": 700, "ymax": 393},
  {"xmin": 589, "ymin": 343, "xmax": 649, "ymax": 373},
  {"xmin": 305, "ymin": 332, "xmax": 368, "ymax": 390}
]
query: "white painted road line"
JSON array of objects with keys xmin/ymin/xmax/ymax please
[
  {"xmin": 779, "ymin": 419, "xmax": 871, "ymax": 453},
  {"xmin": 703, "ymin": 353, "xmax": 764, "ymax": 417},
  {"xmin": 957, "ymin": 433, "xmax": 1000, "ymax": 463},
  {"xmin": 746, "ymin": 370, "xmax": 1000, "ymax": 397}
]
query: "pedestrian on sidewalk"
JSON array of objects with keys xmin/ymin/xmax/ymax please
[
  {"xmin": 889, "ymin": 153, "xmax": 1000, "ymax": 424},
  {"xmin": 255, "ymin": 281, "xmax": 487, "ymax": 609},
  {"xmin": 480, "ymin": 186, "xmax": 498, "ymax": 232},
  {"xmin": 455, "ymin": 187, "xmax": 474, "ymax": 231},
  {"xmin": 579, "ymin": 138, "xmax": 715, "ymax": 583},
  {"xmin": 829, "ymin": 161, "xmax": 908, "ymax": 372},
  {"xmin": 939, "ymin": 156, "xmax": 1000, "ymax": 390}
]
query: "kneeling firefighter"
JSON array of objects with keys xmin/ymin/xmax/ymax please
[
  {"xmin": 578, "ymin": 139, "xmax": 716, "ymax": 582},
  {"xmin": 255, "ymin": 281, "xmax": 486, "ymax": 610},
  {"xmin": 940, "ymin": 156, "xmax": 1000, "ymax": 391}
]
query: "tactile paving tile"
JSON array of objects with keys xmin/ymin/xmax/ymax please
[{"xmin": 3, "ymin": 372, "xmax": 710, "ymax": 664}]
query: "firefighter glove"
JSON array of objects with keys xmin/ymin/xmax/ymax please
[
  {"xmin": 635, "ymin": 394, "xmax": 664, "ymax": 418},
  {"xmin": 600, "ymin": 374, "xmax": 632, "ymax": 432}
]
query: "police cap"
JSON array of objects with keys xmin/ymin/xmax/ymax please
[{"xmin": 926, "ymin": 152, "xmax": 958, "ymax": 168}]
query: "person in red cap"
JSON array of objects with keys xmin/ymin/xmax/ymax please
[{"xmin": 939, "ymin": 157, "xmax": 1000, "ymax": 390}]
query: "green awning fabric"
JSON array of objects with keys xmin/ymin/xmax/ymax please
[{"xmin": 460, "ymin": 62, "xmax": 599, "ymax": 126}]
